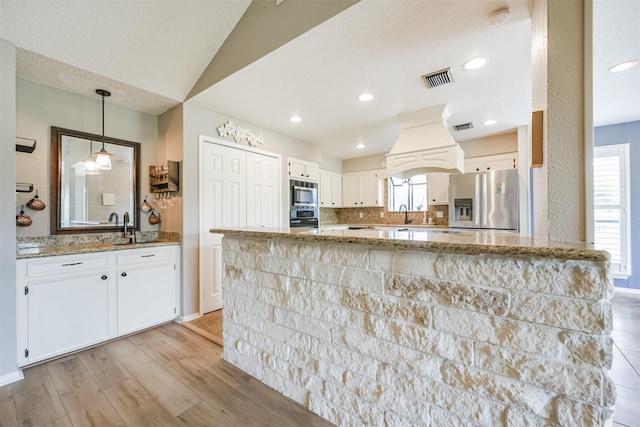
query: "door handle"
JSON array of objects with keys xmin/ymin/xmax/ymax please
[{"xmin": 121, "ymin": 272, "xmax": 127, "ymax": 277}]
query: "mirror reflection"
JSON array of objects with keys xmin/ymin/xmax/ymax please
[{"xmin": 52, "ymin": 127, "xmax": 140, "ymax": 234}]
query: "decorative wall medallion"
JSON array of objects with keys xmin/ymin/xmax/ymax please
[{"xmin": 217, "ymin": 121, "xmax": 264, "ymax": 147}]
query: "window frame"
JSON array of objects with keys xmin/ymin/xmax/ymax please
[{"xmin": 593, "ymin": 143, "xmax": 631, "ymax": 278}]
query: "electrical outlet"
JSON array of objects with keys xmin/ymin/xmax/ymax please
[
  {"xmin": 436, "ymin": 211, "xmax": 444, "ymax": 218},
  {"xmin": 380, "ymin": 211, "xmax": 384, "ymax": 218},
  {"xmin": 359, "ymin": 212, "xmax": 364, "ymax": 219}
]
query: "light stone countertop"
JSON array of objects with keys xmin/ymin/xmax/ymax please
[
  {"xmin": 16, "ymin": 239, "xmax": 180, "ymax": 259},
  {"xmin": 210, "ymin": 226, "xmax": 609, "ymax": 261}
]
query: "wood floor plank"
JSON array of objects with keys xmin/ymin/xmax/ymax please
[
  {"xmin": 77, "ymin": 346, "xmax": 132, "ymax": 390},
  {"xmin": 165, "ymin": 357, "xmax": 300, "ymax": 427},
  {"xmin": 155, "ymin": 323, "xmax": 223, "ymax": 372},
  {"xmin": 42, "ymin": 415, "xmax": 73, "ymax": 427},
  {"xmin": 106, "ymin": 338, "xmax": 200, "ymax": 417},
  {"xmin": 239, "ymin": 377, "xmax": 333, "ymax": 427},
  {"xmin": 176, "ymin": 400, "xmax": 236, "ymax": 426},
  {"xmin": 0, "ymin": 385, "xmax": 20, "ymax": 427},
  {"xmin": 127, "ymin": 327, "xmax": 186, "ymax": 365},
  {"xmin": 11, "ymin": 364, "xmax": 67, "ymax": 427},
  {"xmin": 103, "ymin": 379, "xmax": 184, "ymax": 427},
  {"xmin": 47, "ymin": 357, "xmax": 125, "ymax": 427}
]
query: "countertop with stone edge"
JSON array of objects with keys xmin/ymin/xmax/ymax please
[
  {"xmin": 16, "ymin": 231, "xmax": 181, "ymax": 259},
  {"xmin": 210, "ymin": 226, "xmax": 609, "ymax": 262}
]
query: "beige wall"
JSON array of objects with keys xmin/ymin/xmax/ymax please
[
  {"xmin": 458, "ymin": 132, "xmax": 518, "ymax": 158},
  {"xmin": 172, "ymin": 101, "xmax": 330, "ymax": 317},
  {"xmin": 342, "ymin": 153, "xmax": 386, "ymax": 173},
  {"xmin": 15, "ymin": 80, "xmax": 159, "ymax": 237},
  {"xmin": 0, "ymin": 38, "xmax": 18, "ymax": 382},
  {"xmin": 531, "ymin": 0, "xmax": 549, "ymax": 239},
  {"xmin": 546, "ymin": 0, "xmax": 585, "ymax": 241},
  {"xmin": 157, "ymin": 104, "xmax": 184, "ymax": 234}
]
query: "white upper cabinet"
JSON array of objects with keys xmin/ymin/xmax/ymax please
[
  {"xmin": 465, "ymin": 152, "xmax": 518, "ymax": 172},
  {"xmin": 288, "ymin": 157, "xmax": 319, "ymax": 181},
  {"xmin": 342, "ymin": 169, "xmax": 384, "ymax": 207},
  {"xmin": 428, "ymin": 172, "xmax": 449, "ymax": 205},
  {"xmin": 320, "ymin": 169, "xmax": 342, "ymax": 208}
]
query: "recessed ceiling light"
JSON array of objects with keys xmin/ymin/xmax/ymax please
[
  {"xmin": 463, "ymin": 57, "xmax": 487, "ymax": 70},
  {"xmin": 609, "ymin": 60, "xmax": 638, "ymax": 73},
  {"xmin": 483, "ymin": 119, "xmax": 497, "ymax": 126},
  {"xmin": 289, "ymin": 115, "xmax": 302, "ymax": 123},
  {"xmin": 356, "ymin": 143, "xmax": 365, "ymax": 149},
  {"xmin": 358, "ymin": 93, "xmax": 374, "ymax": 102}
]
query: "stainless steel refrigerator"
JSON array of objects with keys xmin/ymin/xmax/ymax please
[{"xmin": 448, "ymin": 169, "xmax": 519, "ymax": 230}]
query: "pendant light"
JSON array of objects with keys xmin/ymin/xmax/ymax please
[
  {"xmin": 93, "ymin": 89, "xmax": 113, "ymax": 170},
  {"xmin": 83, "ymin": 139, "xmax": 99, "ymax": 175}
]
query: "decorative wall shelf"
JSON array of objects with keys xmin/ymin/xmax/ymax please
[
  {"xmin": 16, "ymin": 137, "xmax": 37, "ymax": 153},
  {"xmin": 16, "ymin": 182, "xmax": 34, "ymax": 193},
  {"xmin": 149, "ymin": 160, "xmax": 180, "ymax": 193}
]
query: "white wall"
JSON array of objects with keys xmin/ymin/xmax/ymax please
[
  {"xmin": 178, "ymin": 101, "xmax": 324, "ymax": 317},
  {"xmin": 15, "ymin": 80, "xmax": 159, "ymax": 236},
  {"xmin": 0, "ymin": 38, "xmax": 19, "ymax": 385}
]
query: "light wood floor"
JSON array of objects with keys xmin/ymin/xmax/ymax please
[
  {"xmin": 183, "ymin": 310, "xmax": 223, "ymax": 347},
  {"xmin": 0, "ymin": 322, "xmax": 332, "ymax": 427}
]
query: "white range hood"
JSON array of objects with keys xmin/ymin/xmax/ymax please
[{"xmin": 385, "ymin": 104, "xmax": 465, "ymax": 178}]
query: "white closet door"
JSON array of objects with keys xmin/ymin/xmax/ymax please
[
  {"xmin": 246, "ymin": 152, "xmax": 279, "ymax": 227},
  {"xmin": 201, "ymin": 143, "xmax": 246, "ymax": 314}
]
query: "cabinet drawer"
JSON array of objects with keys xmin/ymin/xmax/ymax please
[
  {"xmin": 27, "ymin": 255, "xmax": 111, "ymax": 277},
  {"xmin": 116, "ymin": 246, "xmax": 175, "ymax": 266}
]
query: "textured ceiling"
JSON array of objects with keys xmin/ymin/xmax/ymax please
[
  {"xmin": 1, "ymin": 0, "xmax": 638, "ymax": 157},
  {"xmin": 1, "ymin": 0, "xmax": 251, "ymax": 113},
  {"xmin": 593, "ymin": 0, "xmax": 640, "ymax": 127},
  {"xmin": 190, "ymin": 0, "xmax": 533, "ymax": 159}
]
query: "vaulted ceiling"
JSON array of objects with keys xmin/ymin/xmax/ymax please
[{"xmin": 1, "ymin": 0, "xmax": 638, "ymax": 160}]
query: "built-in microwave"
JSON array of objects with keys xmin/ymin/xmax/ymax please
[{"xmin": 290, "ymin": 180, "xmax": 318, "ymax": 208}]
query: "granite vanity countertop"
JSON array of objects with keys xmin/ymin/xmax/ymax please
[
  {"xmin": 16, "ymin": 239, "xmax": 180, "ymax": 259},
  {"xmin": 210, "ymin": 226, "xmax": 609, "ymax": 262},
  {"xmin": 16, "ymin": 231, "xmax": 182, "ymax": 259}
]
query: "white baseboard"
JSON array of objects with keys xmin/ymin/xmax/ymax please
[
  {"xmin": 0, "ymin": 369, "xmax": 23, "ymax": 387},
  {"xmin": 177, "ymin": 312, "xmax": 200, "ymax": 323},
  {"xmin": 614, "ymin": 287, "xmax": 640, "ymax": 296}
]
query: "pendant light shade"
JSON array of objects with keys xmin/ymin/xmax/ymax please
[
  {"xmin": 84, "ymin": 140, "xmax": 99, "ymax": 175},
  {"xmin": 93, "ymin": 89, "xmax": 113, "ymax": 170}
]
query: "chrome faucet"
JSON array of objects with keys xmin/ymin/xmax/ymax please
[
  {"xmin": 399, "ymin": 204, "xmax": 412, "ymax": 225},
  {"xmin": 108, "ymin": 212, "xmax": 119, "ymax": 225},
  {"xmin": 123, "ymin": 211, "xmax": 135, "ymax": 243}
]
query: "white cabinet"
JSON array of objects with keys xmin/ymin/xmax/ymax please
[
  {"xmin": 319, "ymin": 170, "xmax": 342, "ymax": 208},
  {"xmin": 428, "ymin": 173, "xmax": 449, "ymax": 205},
  {"xmin": 288, "ymin": 157, "xmax": 319, "ymax": 182},
  {"xmin": 465, "ymin": 152, "xmax": 518, "ymax": 172},
  {"xmin": 342, "ymin": 170, "xmax": 384, "ymax": 207},
  {"xmin": 116, "ymin": 247, "xmax": 177, "ymax": 335},
  {"xmin": 17, "ymin": 245, "xmax": 179, "ymax": 366}
]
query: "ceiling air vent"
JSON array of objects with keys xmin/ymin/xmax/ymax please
[
  {"xmin": 453, "ymin": 122, "xmax": 474, "ymax": 131},
  {"xmin": 421, "ymin": 68, "xmax": 454, "ymax": 88}
]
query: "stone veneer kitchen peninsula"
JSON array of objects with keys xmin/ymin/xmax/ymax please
[{"xmin": 210, "ymin": 226, "xmax": 615, "ymax": 426}]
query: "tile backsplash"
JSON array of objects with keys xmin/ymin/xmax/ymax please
[{"xmin": 320, "ymin": 205, "xmax": 448, "ymax": 226}]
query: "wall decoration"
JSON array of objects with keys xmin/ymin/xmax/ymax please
[{"xmin": 217, "ymin": 120, "xmax": 264, "ymax": 147}]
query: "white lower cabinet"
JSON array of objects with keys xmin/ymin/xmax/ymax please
[
  {"xmin": 17, "ymin": 245, "xmax": 179, "ymax": 366},
  {"xmin": 117, "ymin": 247, "xmax": 177, "ymax": 335}
]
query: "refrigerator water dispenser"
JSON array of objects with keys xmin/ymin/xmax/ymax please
[{"xmin": 454, "ymin": 198, "xmax": 473, "ymax": 222}]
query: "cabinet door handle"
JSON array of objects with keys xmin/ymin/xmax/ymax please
[
  {"xmin": 101, "ymin": 275, "xmax": 108, "ymax": 280},
  {"xmin": 121, "ymin": 272, "xmax": 127, "ymax": 277},
  {"xmin": 141, "ymin": 254, "xmax": 155, "ymax": 258},
  {"xmin": 62, "ymin": 262, "xmax": 83, "ymax": 266}
]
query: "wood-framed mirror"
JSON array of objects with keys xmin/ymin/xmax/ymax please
[{"xmin": 51, "ymin": 126, "xmax": 141, "ymax": 234}]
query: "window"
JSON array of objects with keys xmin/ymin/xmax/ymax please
[
  {"xmin": 388, "ymin": 174, "xmax": 427, "ymax": 211},
  {"xmin": 593, "ymin": 144, "xmax": 630, "ymax": 278}
]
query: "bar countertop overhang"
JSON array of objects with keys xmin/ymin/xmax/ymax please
[{"xmin": 209, "ymin": 226, "xmax": 609, "ymax": 262}]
